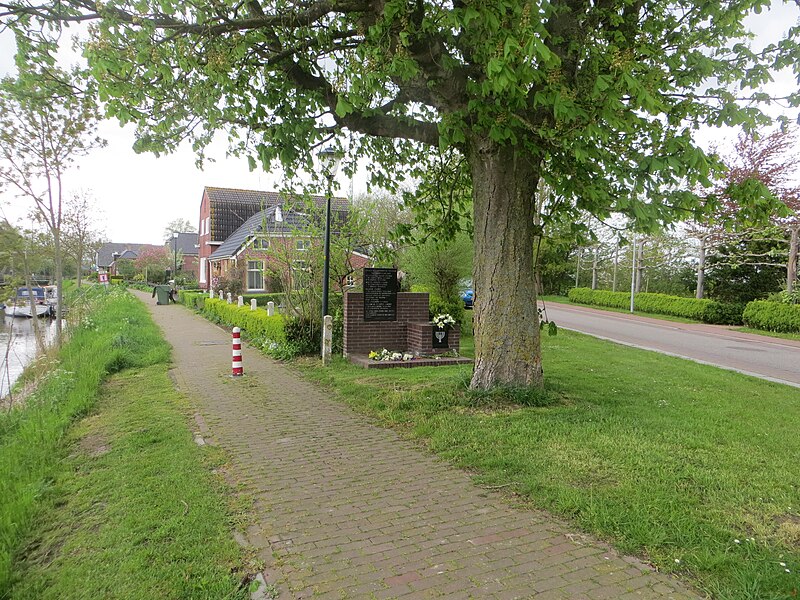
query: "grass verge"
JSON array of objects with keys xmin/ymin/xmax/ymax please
[
  {"xmin": 9, "ymin": 365, "xmax": 251, "ymax": 599},
  {"xmin": 297, "ymin": 329, "xmax": 800, "ymax": 600},
  {"xmin": 0, "ymin": 287, "xmax": 250, "ymax": 599}
]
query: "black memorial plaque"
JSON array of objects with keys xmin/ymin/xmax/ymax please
[
  {"xmin": 363, "ymin": 268, "xmax": 398, "ymax": 321},
  {"xmin": 432, "ymin": 327, "xmax": 449, "ymax": 348}
]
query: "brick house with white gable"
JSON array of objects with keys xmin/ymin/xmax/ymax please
[{"xmin": 197, "ymin": 186, "xmax": 369, "ymax": 292}]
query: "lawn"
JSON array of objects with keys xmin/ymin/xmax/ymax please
[{"xmin": 298, "ymin": 329, "xmax": 800, "ymax": 600}]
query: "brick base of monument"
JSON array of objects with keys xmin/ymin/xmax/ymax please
[
  {"xmin": 349, "ymin": 354, "xmax": 473, "ymax": 369},
  {"xmin": 344, "ymin": 291, "xmax": 472, "ymax": 369}
]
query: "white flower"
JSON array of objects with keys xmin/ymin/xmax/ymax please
[
  {"xmin": 734, "ymin": 539, "xmax": 741, "ymax": 544},
  {"xmin": 674, "ymin": 559, "xmax": 681, "ymax": 564},
  {"xmin": 780, "ymin": 562, "xmax": 787, "ymax": 567},
  {"xmin": 432, "ymin": 313, "xmax": 456, "ymax": 329}
]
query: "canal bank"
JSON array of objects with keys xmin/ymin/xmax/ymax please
[
  {"xmin": 0, "ymin": 315, "xmax": 59, "ymax": 398},
  {"xmin": 1, "ymin": 286, "xmax": 252, "ymax": 599}
]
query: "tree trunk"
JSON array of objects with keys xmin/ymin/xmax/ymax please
[
  {"xmin": 53, "ymin": 231, "xmax": 63, "ymax": 346},
  {"xmin": 469, "ymin": 140, "xmax": 542, "ymax": 389},
  {"xmin": 635, "ymin": 241, "xmax": 644, "ymax": 293},
  {"xmin": 788, "ymin": 225, "xmax": 798, "ymax": 294},
  {"xmin": 612, "ymin": 244, "xmax": 619, "ymax": 291},
  {"xmin": 696, "ymin": 237, "xmax": 705, "ymax": 299},
  {"xmin": 76, "ymin": 239, "xmax": 84, "ymax": 288},
  {"xmin": 574, "ymin": 248, "xmax": 581, "ymax": 287},
  {"xmin": 591, "ymin": 246, "xmax": 599, "ymax": 290}
]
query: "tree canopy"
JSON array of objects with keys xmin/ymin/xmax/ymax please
[{"xmin": 2, "ymin": 0, "xmax": 798, "ymax": 387}]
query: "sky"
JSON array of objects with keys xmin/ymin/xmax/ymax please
[{"xmin": 0, "ymin": 2, "xmax": 798, "ymax": 245}]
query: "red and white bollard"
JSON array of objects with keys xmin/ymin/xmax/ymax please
[{"xmin": 231, "ymin": 327, "xmax": 243, "ymax": 376}]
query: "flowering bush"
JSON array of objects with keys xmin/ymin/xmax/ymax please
[
  {"xmin": 368, "ymin": 348, "xmax": 414, "ymax": 361},
  {"xmin": 432, "ymin": 313, "xmax": 456, "ymax": 329}
]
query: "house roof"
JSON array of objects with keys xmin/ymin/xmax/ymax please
[
  {"xmin": 209, "ymin": 203, "xmax": 349, "ymax": 260},
  {"xmin": 168, "ymin": 232, "xmax": 199, "ymax": 256},
  {"xmin": 204, "ymin": 186, "xmax": 348, "ymax": 243},
  {"xmin": 96, "ymin": 242, "xmax": 163, "ymax": 268}
]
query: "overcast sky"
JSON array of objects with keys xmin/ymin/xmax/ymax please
[{"xmin": 1, "ymin": 2, "xmax": 798, "ymax": 245}]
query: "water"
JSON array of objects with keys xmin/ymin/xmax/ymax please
[{"xmin": 0, "ymin": 315, "xmax": 59, "ymax": 397}]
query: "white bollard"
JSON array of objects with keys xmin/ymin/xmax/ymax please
[
  {"xmin": 322, "ymin": 315, "xmax": 333, "ymax": 365},
  {"xmin": 231, "ymin": 327, "xmax": 243, "ymax": 376},
  {"xmin": 250, "ymin": 299, "xmax": 257, "ymax": 311},
  {"xmin": 209, "ymin": 288, "xmax": 214, "ymax": 298},
  {"xmin": 226, "ymin": 292, "xmax": 232, "ymax": 304},
  {"xmin": 237, "ymin": 295, "xmax": 244, "ymax": 307},
  {"xmin": 218, "ymin": 290, "xmax": 224, "ymax": 300},
  {"xmin": 267, "ymin": 301, "xmax": 275, "ymax": 316}
]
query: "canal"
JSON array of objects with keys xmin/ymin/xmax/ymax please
[{"xmin": 0, "ymin": 316, "xmax": 59, "ymax": 398}]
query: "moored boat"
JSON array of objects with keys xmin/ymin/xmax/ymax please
[{"xmin": 7, "ymin": 287, "xmax": 55, "ymax": 318}]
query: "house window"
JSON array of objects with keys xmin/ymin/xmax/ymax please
[
  {"xmin": 296, "ymin": 239, "xmax": 310, "ymax": 252},
  {"xmin": 252, "ymin": 237, "xmax": 270, "ymax": 250},
  {"xmin": 345, "ymin": 274, "xmax": 355, "ymax": 288},
  {"xmin": 247, "ymin": 260, "xmax": 264, "ymax": 290}
]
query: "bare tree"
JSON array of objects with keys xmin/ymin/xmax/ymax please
[
  {"xmin": 62, "ymin": 190, "xmax": 103, "ymax": 288},
  {"xmin": 0, "ymin": 67, "xmax": 104, "ymax": 345}
]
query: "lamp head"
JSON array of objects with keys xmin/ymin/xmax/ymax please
[{"xmin": 317, "ymin": 146, "xmax": 342, "ymax": 179}]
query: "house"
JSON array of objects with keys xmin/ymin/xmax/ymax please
[
  {"xmin": 198, "ymin": 186, "xmax": 369, "ymax": 293},
  {"xmin": 95, "ymin": 242, "xmax": 164, "ymax": 273}
]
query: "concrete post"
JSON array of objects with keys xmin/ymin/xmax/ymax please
[
  {"xmin": 231, "ymin": 327, "xmax": 243, "ymax": 376},
  {"xmin": 322, "ymin": 315, "xmax": 333, "ymax": 365},
  {"xmin": 209, "ymin": 288, "xmax": 214, "ymax": 298},
  {"xmin": 267, "ymin": 301, "xmax": 275, "ymax": 316},
  {"xmin": 250, "ymin": 298, "xmax": 257, "ymax": 311},
  {"xmin": 218, "ymin": 290, "xmax": 223, "ymax": 300},
  {"xmin": 237, "ymin": 295, "xmax": 244, "ymax": 307},
  {"xmin": 226, "ymin": 292, "xmax": 232, "ymax": 304}
]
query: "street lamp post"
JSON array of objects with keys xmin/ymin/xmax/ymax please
[
  {"xmin": 317, "ymin": 147, "xmax": 342, "ymax": 322},
  {"xmin": 172, "ymin": 232, "xmax": 179, "ymax": 282}
]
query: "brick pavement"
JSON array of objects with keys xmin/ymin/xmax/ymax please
[{"xmin": 134, "ymin": 292, "xmax": 701, "ymax": 600}]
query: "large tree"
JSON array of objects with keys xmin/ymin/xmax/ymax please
[{"xmin": 3, "ymin": 0, "xmax": 798, "ymax": 387}]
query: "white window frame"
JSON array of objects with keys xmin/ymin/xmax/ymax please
[
  {"xmin": 296, "ymin": 239, "xmax": 310, "ymax": 252},
  {"xmin": 252, "ymin": 237, "xmax": 270, "ymax": 250},
  {"xmin": 247, "ymin": 260, "xmax": 265, "ymax": 291},
  {"xmin": 199, "ymin": 257, "xmax": 207, "ymax": 284}
]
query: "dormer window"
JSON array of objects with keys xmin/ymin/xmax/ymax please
[{"xmin": 252, "ymin": 237, "xmax": 270, "ymax": 250}]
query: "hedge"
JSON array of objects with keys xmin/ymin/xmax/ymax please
[
  {"xmin": 567, "ymin": 288, "xmax": 743, "ymax": 325},
  {"xmin": 202, "ymin": 298, "xmax": 286, "ymax": 343},
  {"xmin": 743, "ymin": 300, "xmax": 800, "ymax": 333},
  {"xmin": 177, "ymin": 290, "xmax": 207, "ymax": 309},
  {"xmin": 178, "ymin": 291, "xmax": 285, "ymax": 310}
]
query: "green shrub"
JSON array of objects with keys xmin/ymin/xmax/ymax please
[
  {"xmin": 743, "ymin": 300, "xmax": 800, "ymax": 333},
  {"xmin": 567, "ymin": 288, "xmax": 743, "ymax": 325},
  {"xmin": 242, "ymin": 293, "xmax": 284, "ymax": 307},
  {"xmin": 429, "ymin": 294, "xmax": 465, "ymax": 325},
  {"xmin": 201, "ymin": 298, "xmax": 286, "ymax": 344},
  {"xmin": 177, "ymin": 290, "xmax": 207, "ymax": 310},
  {"xmin": 283, "ymin": 316, "xmax": 320, "ymax": 355}
]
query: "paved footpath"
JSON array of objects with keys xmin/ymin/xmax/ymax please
[{"xmin": 134, "ymin": 292, "xmax": 700, "ymax": 600}]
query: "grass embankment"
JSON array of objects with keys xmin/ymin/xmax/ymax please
[
  {"xmin": 299, "ymin": 329, "xmax": 800, "ymax": 600},
  {"xmin": 0, "ymin": 287, "xmax": 249, "ymax": 599}
]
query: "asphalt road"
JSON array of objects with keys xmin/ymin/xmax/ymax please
[{"xmin": 539, "ymin": 301, "xmax": 800, "ymax": 388}]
